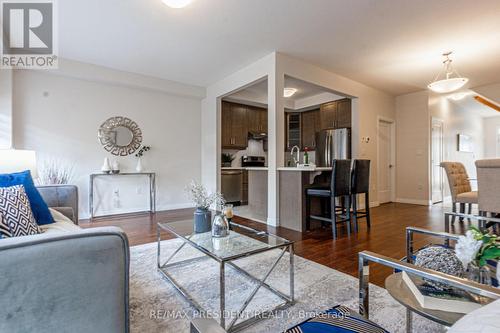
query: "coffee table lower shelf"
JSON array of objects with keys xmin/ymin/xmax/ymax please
[{"xmin": 157, "ymin": 229, "xmax": 295, "ymax": 332}]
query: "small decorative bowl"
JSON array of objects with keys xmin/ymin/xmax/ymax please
[{"xmin": 111, "ymin": 170, "xmax": 120, "ymax": 174}]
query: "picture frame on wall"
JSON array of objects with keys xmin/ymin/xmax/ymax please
[{"xmin": 457, "ymin": 134, "xmax": 473, "ymax": 153}]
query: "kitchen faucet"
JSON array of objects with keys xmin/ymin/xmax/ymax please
[{"xmin": 290, "ymin": 145, "xmax": 300, "ymax": 166}]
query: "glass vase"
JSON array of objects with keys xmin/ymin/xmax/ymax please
[{"xmin": 466, "ymin": 262, "xmax": 492, "ymax": 286}]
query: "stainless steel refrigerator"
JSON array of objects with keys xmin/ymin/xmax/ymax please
[{"xmin": 315, "ymin": 128, "xmax": 351, "ymax": 167}]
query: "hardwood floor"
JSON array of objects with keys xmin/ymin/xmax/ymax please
[{"xmin": 80, "ymin": 202, "xmax": 466, "ymax": 287}]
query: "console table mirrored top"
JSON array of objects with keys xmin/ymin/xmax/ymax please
[{"xmin": 89, "ymin": 172, "xmax": 156, "ymax": 220}]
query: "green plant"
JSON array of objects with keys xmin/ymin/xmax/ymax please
[{"xmin": 221, "ymin": 153, "xmax": 235, "ymax": 164}]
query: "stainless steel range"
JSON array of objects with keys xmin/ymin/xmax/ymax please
[{"xmin": 241, "ymin": 155, "xmax": 265, "ymax": 167}]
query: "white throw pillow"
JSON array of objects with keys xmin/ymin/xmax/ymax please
[{"xmin": 449, "ymin": 299, "xmax": 500, "ymax": 333}]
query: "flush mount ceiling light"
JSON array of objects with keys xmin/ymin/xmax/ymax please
[
  {"xmin": 428, "ymin": 52, "xmax": 468, "ymax": 94},
  {"xmin": 162, "ymin": 0, "xmax": 192, "ymax": 8},
  {"xmin": 283, "ymin": 88, "xmax": 297, "ymax": 98}
]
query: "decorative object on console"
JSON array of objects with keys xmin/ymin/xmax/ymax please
[
  {"xmin": 101, "ymin": 157, "xmax": 111, "ymax": 174},
  {"xmin": 455, "ymin": 227, "xmax": 500, "ymax": 285},
  {"xmin": 135, "ymin": 146, "xmax": 151, "ymax": 172},
  {"xmin": 111, "ymin": 160, "xmax": 120, "ymax": 174},
  {"xmin": 185, "ymin": 181, "xmax": 225, "ymax": 233},
  {"xmin": 0, "ymin": 185, "xmax": 41, "ymax": 238},
  {"xmin": 221, "ymin": 153, "xmax": 235, "ymax": 167},
  {"xmin": 37, "ymin": 159, "xmax": 74, "ymax": 185},
  {"xmin": 98, "ymin": 116, "xmax": 143, "ymax": 156},
  {"xmin": 223, "ymin": 204, "xmax": 234, "ymax": 223},
  {"xmin": 414, "ymin": 246, "xmax": 464, "ymax": 290}
]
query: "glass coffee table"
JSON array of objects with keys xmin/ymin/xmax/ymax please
[{"xmin": 157, "ymin": 219, "xmax": 295, "ymax": 332}]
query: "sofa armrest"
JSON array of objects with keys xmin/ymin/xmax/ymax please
[
  {"xmin": 0, "ymin": 227, "xmax": 129, "ymax": 333},
  {"xmin": 37, "ymin": 185, "xmax": 79, "ymax": 224}
]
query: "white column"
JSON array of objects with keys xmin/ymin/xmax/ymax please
[
  {"xmin": 266, "ymin": 58, "xmax": 285, "ymax": 226},
  {"xmin": 0, "ymin": 69, "xmax": 13, "ymax": 149}
]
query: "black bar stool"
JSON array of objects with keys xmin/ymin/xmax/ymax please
[
  {"xmin": 305, "ymin": 159, "xmax": 352, "ymax": 239},
  {"xmin": 351, "ymin": 159, "xmax": 371, "ymax": 232}
]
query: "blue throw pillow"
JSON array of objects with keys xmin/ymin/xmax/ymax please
[
  {"xmin": 0, "ymin": 170, "xmax": 54, "ymax": 225},
  {"xmin": 286, "ymin": 305, "xmax": 389, "ymax": 333}
]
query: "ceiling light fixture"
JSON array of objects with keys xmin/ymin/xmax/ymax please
[
  {"xmin": 284, "ymin": 88, "xmax": 297, "ymax": 98},
  {"xmin": 428, "ymin": 52, "xmax": 468, "ymax": 94},
  {"xmin": 162, "ymin": 0, "xmax": 192, "ymax": 8}
]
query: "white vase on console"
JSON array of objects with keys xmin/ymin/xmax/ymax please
[
  {"xmin": 136, "ymin": 157, "xmax": 143, "ymax": 173},
  {"xmin": 101, "ymin": 157, "xmax": 111, "ymax": 174}
]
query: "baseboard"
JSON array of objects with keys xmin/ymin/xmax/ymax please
[
  {"xmin": 395, "ymin": 198, "xmax": 430, "ymax": 206},
  {"xmin": 79, "ymin": 202, "xmax": 194, "ymax": 220}
]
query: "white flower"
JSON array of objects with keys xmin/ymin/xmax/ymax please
[{"xmin": 455, "ymin": 230, "xmax": 483, "ymax": 269}]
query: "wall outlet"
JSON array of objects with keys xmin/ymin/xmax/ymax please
[
  {"xmin": 114, "ymin": 188, "xmax": 120, "ymax": 196},
  {"xmin": 136, "ymin": 187, "xmax": 142, "ymax": 195}
]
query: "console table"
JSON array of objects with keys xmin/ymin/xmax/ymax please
[{"xmin": 89, "ymin": 172, "xmax": 156, "ymax": 220}]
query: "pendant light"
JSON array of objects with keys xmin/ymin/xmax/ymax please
[{"xmin": 428, "ymin": 52, "xmax": 468, "ymax": 93}]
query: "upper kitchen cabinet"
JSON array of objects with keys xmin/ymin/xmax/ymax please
[
  {"xmin": 319, "ymin": 98, "xmax": 352, "ymax": 129},
  {"xmin": 247, "ymin": 106, "xmax": 267, "ymax": 134},
  {"xmin": 301, "ymin": 109, "xmax": 320, "ymax": 150},
  {"xmin": 335, "ymin": 98, "xmax": 352, "ymax": 128},
  {"xmin": 221, "ymin": 101, "xmax": 248, "ymax": 149}
]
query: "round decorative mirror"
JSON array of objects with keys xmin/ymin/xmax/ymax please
[{"xmin": 98, "ymin": 116, "xmax": 142, "ymax": 156}]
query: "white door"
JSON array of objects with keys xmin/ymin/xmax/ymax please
[
  {"xmin": 431, "ymin": 119, "xmax": 444, "ymax": 203},
  {"xmin": 378, "ymin": 119, "xmax": 394, "ymax": 204}
]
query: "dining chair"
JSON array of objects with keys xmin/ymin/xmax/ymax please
[
  {"xmin": 440, "ymin": 162, "xmax": 478, "ymax": 223},
  {"xmin": 476, "ymin": 159, "xmax": 500, "ymax": 229},
  {"xmin": 305, "ymin": 159, "xmax": 352, "ymax": 239}
]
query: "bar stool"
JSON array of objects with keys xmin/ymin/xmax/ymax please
[
  {"xmin": 351, "ymin": 159, "xmax": 371, "ymax": 232},
  {"xmin": 305, "ymin": 159, "xmax": 352, "ymax": 239}
]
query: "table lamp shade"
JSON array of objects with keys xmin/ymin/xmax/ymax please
[{"xmin": 0, "ymin": 149, "xmax": 38, "ymax": 178}]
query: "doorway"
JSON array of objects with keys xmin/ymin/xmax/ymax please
[
  {"xmin": 377, "ymin": 118, "xmax": 395, "ymax": 204},
  {"xmin": 431, "ymin": 118, "xmax": 444, "ymax": 204}
]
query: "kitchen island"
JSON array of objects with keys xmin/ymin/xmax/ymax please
[{"xmin": 278, "ymin": 167, "xmax": 332, "ymax": 232}]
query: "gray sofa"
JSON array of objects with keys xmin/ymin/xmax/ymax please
[{"xmin": 0, "ymin": 185, "xmax": 130, "ymax": 333}]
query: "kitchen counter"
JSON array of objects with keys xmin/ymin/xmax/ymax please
[
  {"xmin": 221, "ymin": 167, "xmax": 268, "ymax": 171},
  {"xmin": 277, "ymin": 167, "xmax": 332, "ymax": 172}
]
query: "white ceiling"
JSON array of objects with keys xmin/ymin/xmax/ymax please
[
  {"xmin": 449, "ymin": 91, "xmax": 500, "ymax": 118},
  {"xmin": 225, "ymin": 76, "xmax": 344, "ymax": 110},
  {"xmin": 59, "ymin": 0, "xmax": 500, "ymax": 95}
]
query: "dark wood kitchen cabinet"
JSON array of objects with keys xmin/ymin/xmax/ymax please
[
  {"xmin": 319, "ymin": 98, "xmax": 352, "ymax": 129},
  {"xmin": 221, "ymin": 102, "xmax": 248, "ymax": 149},
  {"xmin": 301, "ymin": 109, "xmax": 320, "ymax": 150},
  {"xmin": 247, "ymin": 106, "xmax": 267, "ymax": 134},
  {"xmin": 336, "ymin": 98, "xmax": 352, "ymax": 128}
]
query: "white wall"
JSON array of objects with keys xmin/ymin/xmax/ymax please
[
  {"xmin": 395, "ymin": 91, "xmax": 430, "ymax": 204},
  {"xmin": 429, "ymin": 93, "xmax": 484, "ymax": 179},
  {"xmin": 395, "ymin": 90, "xmax": 485, "ymax": 204},
  {"xmin": 13, "ymin": 64, "xmax": 203, "ymax": 219},
  {"xmin": 0, "ymin": 70, "xmax": 13, "ymax": 149},
  {"xmin": 483, "ymin": 116, "xmax": 500, "ymax": 158}
]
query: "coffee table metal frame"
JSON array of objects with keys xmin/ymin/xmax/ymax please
[{"xmin": 157, "ymin": 221, "xmax": 295, "ymax": 332}]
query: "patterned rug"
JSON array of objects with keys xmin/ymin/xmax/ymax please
[{"xmin": 130, "ymin": 239, "xmax": 444, "ymax": 333}]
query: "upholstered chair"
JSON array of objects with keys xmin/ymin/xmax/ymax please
[
  {"xmin": 440, "ymin": 162, "xmax": 478, "ymax": 222},
  {"xmin": 475, "ymin": 159, "xmax": 500, "ymax": 220}
]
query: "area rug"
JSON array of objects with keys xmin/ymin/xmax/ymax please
[{"xmin": 130, "ymin": 239, "xmax": 444, "ymax": 333}]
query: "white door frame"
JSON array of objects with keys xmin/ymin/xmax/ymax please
[
  {"xmin": 430, "ymin": 117, "xmax": 444, "ymax": 204},
  {"xmin": 377, "ymin": 116, "xmax": 396, "ymax": 203}
]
